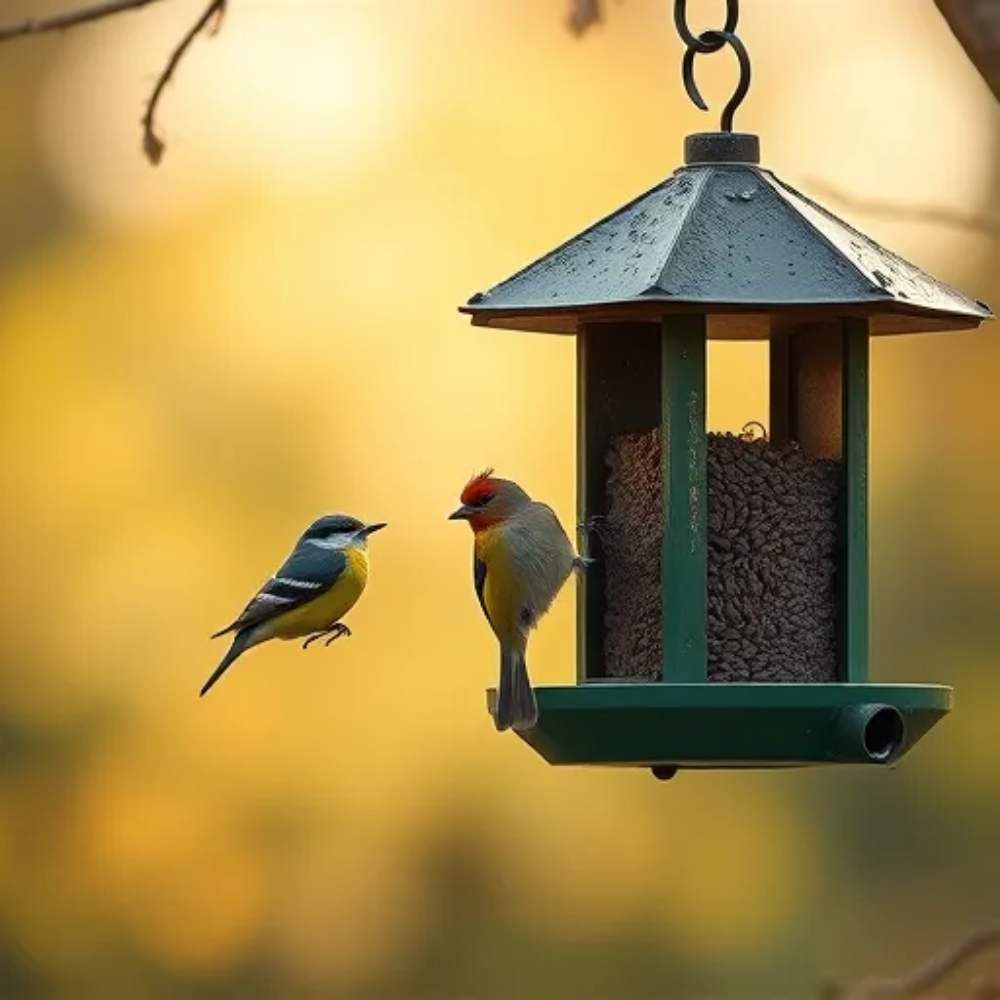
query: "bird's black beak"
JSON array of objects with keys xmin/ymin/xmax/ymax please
[
  {"xmin": 361, "ymin": 522, "xmax": 387, "ymax": 536},
  {"xmin": 448, "ymin": 505, "xmax": 474, "ymax": 521}
]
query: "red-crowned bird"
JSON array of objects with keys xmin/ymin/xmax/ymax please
[{"xmin": 450, "ymin": 472, "xmax": 586, "ymax": 731}]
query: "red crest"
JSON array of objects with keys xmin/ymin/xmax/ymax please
[{"xmin": 460, "ymin": 468, "xmax": 497, "ymax": 506}]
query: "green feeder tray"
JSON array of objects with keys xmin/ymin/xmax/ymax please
[{"xmin": 487, "ymin": 683, "xmax": 952, "ymax": 774}]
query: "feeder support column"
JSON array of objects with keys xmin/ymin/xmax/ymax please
[
  {"xmin": 841, "ymin": 317, "xmax": 870, "ymax": 683},
  {"xmin": 661, "ymin": 315, "xmax": 708, "ymax": 682}
]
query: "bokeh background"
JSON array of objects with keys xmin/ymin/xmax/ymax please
[{"xmin": 0, "ymin": 0, "xmax": 997, "ymax": 996}]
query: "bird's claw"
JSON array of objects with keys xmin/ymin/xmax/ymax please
[
  {"xmin": 324, "ymin": 624, "xmax": 352, "ymax": 646},
  {"xmin": 577, "ymin": 514, "xmax": 606, "ymax": 561},
  {"xmin": 304, "ymin": 624, "xmax": 352, "ymax": 650}
]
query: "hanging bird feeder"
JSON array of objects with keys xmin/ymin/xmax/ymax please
[{"xmin": 460, "ymin": 0, "xmax": 992, "ymax": 776}]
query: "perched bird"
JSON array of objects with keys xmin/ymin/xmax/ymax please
[
  {"xmin": 201, "ymin": 514, "xmax": 386, "ymax": 697},
  {"xmin": 449, "ymin": 471, "xmax": 585, "ymax": 731}
]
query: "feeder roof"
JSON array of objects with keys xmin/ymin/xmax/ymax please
[{"xmin": 461, "ymin": 135, "xmax": 992, "ymax": 338}]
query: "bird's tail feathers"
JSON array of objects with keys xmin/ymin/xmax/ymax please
[
  {"xmin": 200, "ymin": 629, "xmax": 255, "ymax": 697},
  {"xmin": 210, "ymin": 624, "xmax": 235, "ymax": 639},
  {"xmin": 495, "ymin": 649, "xmax": 538, "ymax": 732}
]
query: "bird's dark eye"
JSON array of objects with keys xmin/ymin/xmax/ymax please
[{"xmin": 471, "ymin": 493, "xmax": 494, "ymax": 508}]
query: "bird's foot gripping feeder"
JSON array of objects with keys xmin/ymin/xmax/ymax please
[{"xmin": 466, "ymin": 3, "xmax": 989, "ymax": 775}]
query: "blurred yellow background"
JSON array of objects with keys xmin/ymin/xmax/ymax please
[{"xmin": 0, "ymin": 0, "xmax": 997, "ymax": 996}]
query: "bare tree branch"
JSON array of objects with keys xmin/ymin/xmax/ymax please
[
  {"xmin": 935, "ymin": 0, "xmax": 1000, "ymax": 101},
  {"xmin": 807, "ymin": 180, "xmax": 1000, "ymax": 239},
  {"xmin": 0, "ymin": 0, "xmax": 227, "ymax": 165},
  {"xmin": 140, "ymin": 0, "xmax": 226, "ymax": 164},
  {"xmin": 0, "ymin": 0, "xmax": 600, "ymax": 164},
  {"xmin": 828, "ymin": 926, "xmax": 1000, "ymax": 1000},
  {"xmin": 0, "ymin": 0, "xmax": 163, "ymax": 42},
  {"xmin": 567, "ymin": 0, "xmax": 602, "ymax": 35}
]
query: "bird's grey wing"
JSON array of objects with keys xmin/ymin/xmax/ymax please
[
  {"xmin": 512, "ymin": 502, "xmax": 577, "ymax": 624},
  {"xmin": 213, "ymin": 547, "xmax": 348, "ymax": 636},
  {"xmin": 474, "ymin": 552, "xmax": 491, "ymax": 627}
]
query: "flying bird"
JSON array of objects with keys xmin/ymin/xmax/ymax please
[
  {"xmin": 201, "ymin": 514, "xmax": 386, "ymax": 697},
  {"xmin": 449, "ymin": 471, "xmax": 585, "ymax": 731}
]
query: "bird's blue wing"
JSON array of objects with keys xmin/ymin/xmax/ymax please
[
  {"xmin": 273, "ymin": 546, "xmax": 349, "ymax": 594},
  {"xmin": 214, "ymin": 545, "xmax": 348, "ymax": 636},
  {"xmin": 474, "ymin": 553, "xmax": 491, "ymax": 627}
]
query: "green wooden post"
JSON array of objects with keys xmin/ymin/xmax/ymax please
[
  {"xmin": 576, "ymin": 332, "xmax": 593, "ymax": 684},
  {"xmin": 661, "ymin": 316, "xmax": 707, "ymax": 682},
  {"xmin": 841, "ymin": 318, "xmax": 870, "ymax": 683}
]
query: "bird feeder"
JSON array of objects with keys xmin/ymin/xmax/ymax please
[{"xmin": 459, "ymin": 2, "xmax": 992, "ymax": 775}]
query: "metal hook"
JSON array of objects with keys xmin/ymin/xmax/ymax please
[
  {"xmin": 739, "ymin": 420, "xmax": 769, "ymax": 442},
  {"xmin": 680, "ymin": 30, "xmax": 751, "ymax": 132},
  {"xmin": 673, "ymin": 0, "xmax": 738, "ymax": 54}
]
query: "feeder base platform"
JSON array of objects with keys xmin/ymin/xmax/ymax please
[{"xmin": 485, "ymin": 683, "xmax": 951, "ymax": 768}]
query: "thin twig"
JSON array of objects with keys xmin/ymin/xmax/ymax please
[
  {"xmin": 0, "ymin": 0, "xmax": 163, "ymax": 42},
  {"xmin": 808, "ymin": 179, "xmax": 1000, "ymax": 239},
  {"xmin": 934, "ymin": 0, "xmax": 1000, "ymax": 102},
  {"xmin": 829, "ymin": 926, "xmax": 1000, "ymax": 1000},
  {"xmin": 140, "ymin": 0, "xmax": 227, "ymax": 164},
  {"xmin": 0, "ymin": 0, "xmax": 228, "ymax": 165},
  {"xmin": 567, "ymin": 0, "xmax": 602, "ymax": 35}
]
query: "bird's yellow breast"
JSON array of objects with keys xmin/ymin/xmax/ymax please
[
  {"xmin": 266, "ymin": 546, "xmax": 369, "ymax": 640},
  {"xmin": 475, "ymin": 526, "xmax": 525, "ymax": 646}
]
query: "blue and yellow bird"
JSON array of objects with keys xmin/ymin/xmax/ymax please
[{"xmin": 201, "ymin": 514, "xmax": 386, "ymax": 697}]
